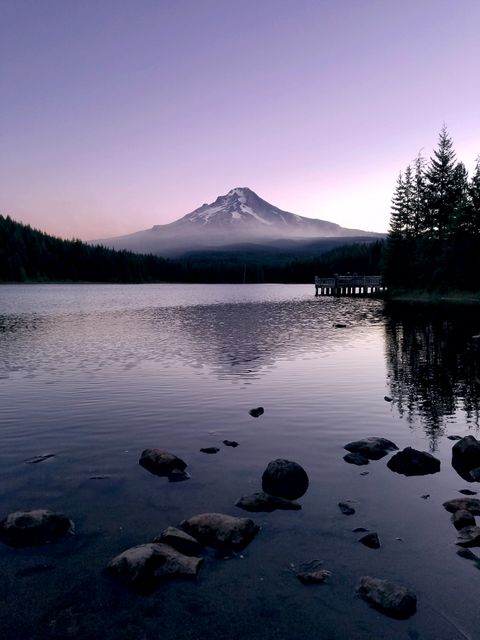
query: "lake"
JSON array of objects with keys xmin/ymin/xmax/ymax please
[{"xmin": 1, "ymin": 284, "xmax": 479, "ymax": 640}]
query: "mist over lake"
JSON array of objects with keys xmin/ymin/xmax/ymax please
[{"xmin": 1, "ymin": 284, "xmax": 479, "ymax": 639}]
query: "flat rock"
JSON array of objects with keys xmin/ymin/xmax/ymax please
[
  {"xmin": 353, "ymin": 527, "xmax": 368, "ymax": 532},
  {"xmin": 249, "ymin": 407, "xmax": 264, "ymax": 418},
  {"xmin": 452, "ymin": 436, "xmax": 480, "ymax": 481},
  {"xmin": 357, "ymin": 576, "xmax": 417, "ymax": 618},
  {"xmin": 235, "ymin": 492, "xmax": 301, "ymax": 513},
  {"xmin": 338, "ymin": 502, "xmax": 355, "ymax": 516},
  {"xmin": 181, "ymin": 513, "xmax": 259, "ymax": 551},
  {"xmin": 24, "ymin": 453, "xmax": 55, "ymax": 464},
  {"xmin": 139, "ymin": 449, "xmax": 187, "ymax": 477},
  {"xmin": 262, "ymin": 459, "xmax": 309, "ymax": 500},
  {"xmin": 200, "ymin": 447, "xmax": 220, "ymax": 454},
  {"xmin": 344, "ymin": 437, "xmax": 398, "ymax": 461},
  {"xmin": 223, "ymin": 440, "xmax": 239, "ymax": 447},
  {"xmin": 447, "ymin": 435, "xmax": 463, "ymax": 441},
  {"xmin": 343, "ymin": 452, "xmax": 369, "ymax": 466},
  {"xmin": 0, "ymin": 509, "xmax": 74, "ymax": 547},
  {"xmin": 106, "ymin": 543, "xmax": 202, "ymax": 590},
  {"xmin": 443, "ymin": 498, "xmax": 480, "ymax": 515},
  {"xmin": 387, "ymin": 447, "xmax": 440, "ymax": 476},
  {"xmin": 456, "ymin": 526, "xmax": 480, "ymax": 547},
  {"xmin": 168, "ymin": 469, "xmax": 191, "ymax": 482},
  {"xmin": 451, "ymin": 509, "xmax": 476, "ymax": 531},
  {"xmin": 297, "ymin": 570, "xmax": 331, "ymax": 584},
  {"xmin": 459, "ymin": 489, "xmax": 478, "ymax": 495},
  {"xmin": 359, "ymin": 532, "xmax": 380, "ymax": 549},
  {"xmin": 153, "ymin": 527, "xmax": 202, "ymax": 556}
]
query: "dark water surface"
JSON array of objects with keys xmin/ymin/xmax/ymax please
[{"xmin": 1, "ymin": 284, "xmax": 480, "ymax": 640}]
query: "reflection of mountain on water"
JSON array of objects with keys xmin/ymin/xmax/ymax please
[{"xmin": 384, "ymin": 303, "xmax": 480, "ymax": 445}]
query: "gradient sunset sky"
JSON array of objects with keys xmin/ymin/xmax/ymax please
[{"xmin": 1, "ymin": 0, "xmax": 479, "ymax": 240}]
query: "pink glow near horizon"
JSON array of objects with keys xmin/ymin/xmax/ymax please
[{"xmin": 1, "ymin": 0, "xmax": 479, "ymax": 240}]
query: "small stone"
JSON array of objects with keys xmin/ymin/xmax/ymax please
[
  {"xmin": 360, "ymin": 471, "xmax": 369, "ymax": 476},
  {"xmin": 338, "ymin": 502, "xmax": 355, "ymax": 516},
  {"xmin": 223, "ymin": 440, "xmax": 239, "ymax": 447},
  {"xmin": 261, "ymin": 459, "xmax": 309, "ymax": 500},
  {"xmin": 249, "ymin": 407, "xmax": 264, "ymax": 418},
  {"xmin": 0, "ymin": 509, "xmax": 74, "ymax": 547},
  {"xmin": 420, "ymin": 494, "xmax": 430, "ymax": 499},
  {"xmin": 387, "ymin": 447, "xmax": 440, "ymax": 476},
  {"xmin": 168, "ymin": 469, "xmax": 191, "ymax": 483},
  {"xmin": 153, "ymin": 527, "xmax": 202, "ymax": 556},
  {"xmin": 297, "ymin": 570, "xmax": 331, "ymax": 584},
  {"xmin": 447, "ymin": 435, "xmax": 463, "ymax": 441},
  {"xmin": 24, "ymin": 454, "xmax": 55, "ymax": 464},
  {"xmin": 384, "ymin": 396, "xmax": 392, "ymax": 402},
  {"xmin": 334, "ymin": 323, "xmax": 347, "ymax": 328},
  {"xmin": 451, "ymin": 509, "xmax": 476, "ymax": 531},
  {"xmin": 235, "ymin": 492, "xmax": 301, "ymax": 513},
  {"xmin": 200, "ymin": 447, "xmax": 220, "ymax": 454},
  {"xmin": 459, "ymin": 489, "xmax": 478, "ymax": 495},
  {"xmin": 343, "ymin": 452, "xmax": 369, "ymax": 466},
  {"xmin": 181, "ymin": 513, "xmax": 260, "ymax": 551},
  {"xmin": 353, "ymin": 527, "xmax": 368, "ymax": 533},
  {"xmin": 90, "ymin": 475, "xmax": 110, "ymax": 480},
  {"xmin": 357, "ymin": 576, "xmax": 417, "ymax": 618},
  {"xmin": 443, "ymin": 498, "xmax": 480, "ymax": 515},
  {"xmin": 359, "ymin": 532, "xmax": 380, "ymax": 549},
  {"xmin": 456, "ymin": 526, "xmax": 480, "ymax": 547},
  {"xmin": 344, "ymin": 437, "xmax": 398, "ymax": 461},
  {"xmin": 139, "ymin": 449, "xmax": 187, "ymax": 477}
]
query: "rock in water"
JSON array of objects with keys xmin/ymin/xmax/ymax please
[
  {"xmin": 451, "ymin": 510, "xmax": 476, "ymax": 530},
  {"xmin": 452, "ymin": 436, "xmax": 480, "ymax": 481},
  {"xmin": 235, "ymin": 492, "xmax": 301, "ymax": 512},
  {"xmin": 338, "ymin": 502, "xmax": 355, "ymax": 516},
  {"xmin": 387, "ymin": 447, "xmax": 440, "ymax": 476},
  {"xmin": 153, "ymin": 527, "xmax": 202, "ymax": 556},
  {"xmin": 106, "ymin": 543, "xmax": 202, "ymax": 590},
  {"xmin": 357, "ymin": 576, "xmax": 417, "ymax": 618},
  {"xmin": 343, "ymin": 452, "xmax": 369, "ymax": 466},
  {"xmin": 359, "ymin": 532, "xmax": 380, "ymax": 549},
  {"xmin": 249, "ymin": 407, "xmax": 264, "ymax": 418},
  {"xmin": 200, "ymin": 447, "xmax": 220, "ymax": 454},
  {"xmin": 297, "ymin": 570, "xmax": 331, "ymax": 584},
  {"xmin": 344, "ymin": 437, "xmax": 398, "ymax": 461},
  {"xmin": 139, "ymin": 449, "xmax": 187, "ymax": 477},
  {"xmin": 459, "ymin": 489, "xmax": 478, "ymax": 495},
  {"xmin": 24, "ymin": 453, "xmax": 56, "ymax": 464},
  {"xmin": 168, "ymin": 469, "xmax": 191, "ymax": 483},
  {"xmin": 181, "ymin": 513, "xmax": 259, "ymax": 550},
  {"xmin": 384, "ymin": 396, "xmax": 392, "ymax": 402},
  {"xmin": 261, "ymin": 459, "xmax": 309, "ymax": 500},
  {"xmin": 447, "ymin": 435, "xmax": 463, "ymax": 441},
  {"xmin": 0, "ymin": 509, "xmax": 74, "ymax": 547},
  {"xmin": 456, "ymin": 526, "xmax": 480, "ymax": 547},
  {"xmin": 223, "ymin": 440, "xmax": 239, "ymax": 447},
  {"xmin": 443, "ymin": 498, "xmax": 480, "ymax": 515}
]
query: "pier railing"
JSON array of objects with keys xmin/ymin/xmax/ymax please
[{"xmin": 314, "ymin": 275, "xmax": 385, "ymax": 296}]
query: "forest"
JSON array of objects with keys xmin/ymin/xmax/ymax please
[
  {"xmin": 385, "ymin": 126, "xmax": 480, "ymax": 291},
  {"xmin": 0, "ymin": 214, "xmax": 383, "ymax": 284}
]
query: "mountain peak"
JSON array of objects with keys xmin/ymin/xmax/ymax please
[{"xmin": 225, "ymin": 187, "xmax": 253, "ymax": 197}]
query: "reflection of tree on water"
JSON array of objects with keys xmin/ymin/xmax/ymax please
[{"xmin": 384, "ymin": 304, "xmax": 480, "ymax": 447}]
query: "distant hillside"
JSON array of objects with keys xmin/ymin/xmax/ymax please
[
  {"xmin": 0, "ymin": 215, "xmax": 384, "ymax": 284},
  {"xmin": 98, "ymin": 187, "xmax": 383, "ymax": 256}
]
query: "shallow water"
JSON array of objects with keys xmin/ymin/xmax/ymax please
[{"xmin": 1, "ymin": 284, "xmax": 480, "ymax": 640}]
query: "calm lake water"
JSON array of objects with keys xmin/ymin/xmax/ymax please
[{"xmin": 1, "ymin": 284, "xmax": 480, "ymax": 640}]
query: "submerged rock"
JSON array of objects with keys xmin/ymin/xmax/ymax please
[
  {"xmin": 452, "ymin": 436, "xmax": 480, "ymax": 482},
  {"xmin": 456, "ymin": 526, "xmax": 480, "ymax": 548},
  {"xmin": 16, "ymin": 563, "xmax": 55, "ymax": 577},
  {"xmin": 344, "ymin": 437, "xmax": 398, "ymax": 461},
  {"xmin": 357, "ymin": 576, "xmax": 417, "ymax": 618},
  {"xmin": 261, "ymin": 459, "xmax": 309, "ymax": 500},
  {"xmin": 223, "ymin": 440, "xmax": 239, "ymax": 448},
  {"xmin": 200, "ymin": 447, "xmax": 220, "ymax": 454},
  {"xmin": 139, "ymin": 449, "xmax": 187, "ymax": 477},
  {"xmin": 359, "ymin": 532, "xmax": 380, "ymax": 549},
  {"xmin": 168, "ymin": 469, "xmax": 191, "ymax": 483},
  {"xmin": 447, "ymin": 435, "xmax": 463, "ymax": 441},
  {"xmin": 451, "ymin": 510, "xmax": 476, "ymax": 531},
  {"xmin": 249, "ymin": 407, "xmax": 264, "ymax": 418},
  {"xmin": 297, "ymin": 569, "xmax": 331, "ymax": 584},
  {"xmin": 343, "ymin": 452, "xmax": 369, "ymax": 466},
  {"xmin": 459, "ymin": 489, "xmax": 478, "ymax": 495},
  {"xmin": 153, "ymin": 527, "xmax": 202, "ymax": 556},
  {"xmin": 181, "ymin": 513, "xmax": 260, "ymax": 551},
  {"xmin": 106, "ymin": 543, "xmax": 202, "ymax": 589},
  {"xmin": 353, "ymin": 527, "xmax": 369, "ymax": 533},
  {"xmin": 24, "ymin": 453, "xmax": 55, "ymax": 464},
  {"xmin": 235, "ymin": 491, "xmax": 301, "ymax": 513},
  {"xmin": 387, "ymin": 447, "xmax": 440, "ymax": 476},
  {"xmin": 338, "ymin": 502, "xmax": 355, "ymax": 516},
  {"xmin": 443, "ymin": 498, "xmax": 480, "ymax": 515},
  {"xmin": 0, "ymin": 509, "xmax": 74, "ymax": 547}
]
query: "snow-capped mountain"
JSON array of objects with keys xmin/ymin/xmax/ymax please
[{"xmin": 98, "ymin": 187, "xmax": 380, "ymax": 256}]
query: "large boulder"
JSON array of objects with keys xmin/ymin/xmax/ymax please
[
  {"xmin": 357, "ymin": 576, "xmax": 417, "ymax": 618},
  {"xmin": 181, "ymin": 513, "xmax": 259, "ymax": 551},
  {"xmin": 344, "ymin": 437, "xmax": 398, "ymax": 461},
  {"xmin": 139, "ymin": 449, "xmax": 187, "ymax": 477},
  {"xmin": 261, "ymin": 459, "xmax": 309, "ymax": 500},
  {"xmin": 387, "ymin": 447, "xmax": 440, "ymax": 476},
  {"xmin": 235, "ymin": 492, "xmax": 301, "ymax": 513},
  {"xmin": 153, "ymin": 526, "xmax": 202, "ymax": 556},
  {"xmin": 443, "ymin": 498, "xmax": 480, "ymax": 515},
  {"xmin": 0, "ymin": 509, "xmax": 74, "ymax": 547},
  {"xmin": 106, "ymin": 543, "xmax": 202, "ymax": 590},
  {"xmin": 452, "ymin": 436, "xmax": 480, "ymax": 482}
]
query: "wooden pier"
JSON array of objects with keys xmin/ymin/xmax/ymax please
[{"xmin": 315, "ymin": 275, "xmax": 385, "ymax": 296}]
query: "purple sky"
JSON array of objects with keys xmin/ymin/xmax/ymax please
[{"xmin": 1, "ymin": 0, "xmax": 479, "ymax": 240}]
